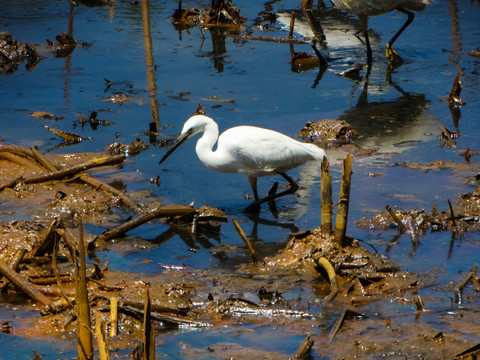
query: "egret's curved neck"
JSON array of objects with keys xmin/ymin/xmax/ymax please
[{"xmin": 195, "ymin": 120, "xmax": 220, "ymax": 168}]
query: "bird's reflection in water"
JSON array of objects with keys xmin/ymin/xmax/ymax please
[
  {"xmin": 277, "ymin": 8, "xmax": 382, "ymax": 66},
  {"xmin": 340, "ymin": 66, "xmax": 437, "ymax": 155}
]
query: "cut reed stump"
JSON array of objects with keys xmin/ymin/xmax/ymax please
[
  {"xmin": 320, "ymin": 157, "xmax": 333, "ymax": 235},
  {"xmin": 333, "ymin": 153, "xmax": 352, "ymax": 247}
]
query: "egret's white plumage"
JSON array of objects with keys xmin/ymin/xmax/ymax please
[
  {"xmin": 331, "ymin": 0, "xmax": 432, "ymax": 64},
  {"xmin": 160, "ymin": 115, "xmax": 326, "ymax": 209}
]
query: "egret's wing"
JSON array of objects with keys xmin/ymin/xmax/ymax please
[{"xmin": 227, "ymin": 128, "xmax": 301, "ymax": 173}]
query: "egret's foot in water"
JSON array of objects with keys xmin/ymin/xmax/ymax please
[{"xmin": 386, "ymin": 44, "xmax": 404, "ymax": 67}]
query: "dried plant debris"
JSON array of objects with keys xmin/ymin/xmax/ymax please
[
  {"xmin": 172, "ymin": 0, "xmax": 246, "ymax": 30},
  {"xmin": 238, "ymin": 228, "xmax": 419, "ymax": 306},
  {"xmin": 31, "ymin": 112, "xmax": 64, "ymax": 120},
  {"xmin": 468, "ymin": 50, "xmax": 480, "ymax": 57},
  {"xmin": 297, "ymin": 119, "xmax": 358, "ymax": 147},
  {"xmin": 357, "ymin": 186, "xmax": 480, "ymax": 235},
  {"xmin": 0, "ymin": 31, "xmax": 44, "ymax": 74},
  {"xmin": 448, "ymin": 71, "xmax": 465, "ymax": 106},
  {"xmin": 75, "ymin": 111, "xmax": 113, "ymax": 130},
  {"xmin": 46, "ymin": 32, "xmax": 78, "ymax": 58},
  {"xmin": 104, "ymin": 138, "xmax": 148, "ymax": 156},
  {"xmin": 43, "ymin": 125, "xmax": 89, "ymax": 143},
  {"xmin": 100, "ymin": 93, "xmax": 143, "ymax": 105}
]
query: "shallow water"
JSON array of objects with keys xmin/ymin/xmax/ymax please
[{"xmin": 1, "ymin": 0, "xmax": 480, "ymax": 358}]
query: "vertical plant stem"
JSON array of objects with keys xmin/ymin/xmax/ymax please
[
  {"xmin": 321, "ymin": 157, "xmax": 332, "ymax": 235},
  {"xmin": 96, "ymin": 311, "xmax": 110, "ymax": 360},
  {"xmin": 143, "ymin": 286, "xmax": 155, "ymax": 360},
  {"xmin": 110, "ymin": 297, "xmax": 118, "ymax": 337},
  {"xmin": 333, "ymin": 153, "xmax": 352, "ymax": 247},
  {"xmin": 76, "ymin": 218, "xmax": 93, "ymax": 360}
]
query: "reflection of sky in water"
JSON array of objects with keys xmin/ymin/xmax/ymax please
[{"xmin": 0, "ymin": 0, "xmax": 479, "ymax": 357}]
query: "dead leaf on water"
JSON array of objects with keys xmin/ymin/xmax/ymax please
[
  {"xmin": 31, "ymin": 112, "xmax": 63, "ymax": 120},
  {"xmin": 100, "ymin": 94, "xmax": 131, "ymax": 104},
  {"xmin": 43, "ymin": 125, "xmax": 86, "ymax": 142}
]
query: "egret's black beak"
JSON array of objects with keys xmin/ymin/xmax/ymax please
[{"xmin": 159, "ymin": 128, "xmax": 194, "ymax": 164}]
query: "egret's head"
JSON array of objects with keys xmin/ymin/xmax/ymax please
[
  {"xmin": 159, "ymin": 115, "xmax": 213, "ymax": 164},
  {"xmin": 180, "ymin": 115, "xmax": 212, "ymax": 137}
]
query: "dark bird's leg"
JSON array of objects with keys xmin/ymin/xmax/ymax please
[
  {"xmin": 248, "ymin": 176, "xmax": 259, "ymax": 200},
  {"xmin": 386, "ymin": 8, "xmax": 414, "ymax": 65},
  {"xmin": 357, "ymin": 16, "xmax": 372, "ymax": 65},
  {"xmin": 244, "ymin": 172, "xmax": 299, "ymax": 212},
  {"xmin": 364, "ymin": 29, "xmax": 373, "ymax": 65}
]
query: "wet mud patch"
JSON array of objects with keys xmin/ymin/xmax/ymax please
[{"xmin": 0, "ymin": 145, "xmax": 478, "ymax": 359}]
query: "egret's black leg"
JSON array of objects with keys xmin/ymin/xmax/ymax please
[
  {"xmin": 356, "ymin": 15, "xmax": 372, "ymax": 65},
  {"xmin": 244, "ymin": 172, "xmax": 299, "ymax": 212},
  {"xmin": 248, "ymin": 176, "xmax": 259, "ymax": 200},
  {"xmin": 386, "ymin": 8, "xmax": 414, "ymax": 65},
  {"xmin": 364, "ymin": 28, "xmax": 373, "ymax": 65}
]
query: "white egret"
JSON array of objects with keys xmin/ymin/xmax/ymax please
[
  {"xmin": 330, "ymin": 0, "xmax": 432, "ymax": 64},
  {"xmin": 160, "ymin": 115, "xmax": 326, "ymax": 210}
]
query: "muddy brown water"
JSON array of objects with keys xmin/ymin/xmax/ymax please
[{"xmin": 1, "ymin": 0, "xmax": 480, "ymax": 359}]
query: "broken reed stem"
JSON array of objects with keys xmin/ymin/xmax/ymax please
[
  {"xmin": 32, "ymin": 146, "xmax": 140, "ymax": 213},
  {"xmin": 96, "ymin": 311, "xmax": 110, "ymax": 360},
  {"xmin": 143, "ymin": 286, "xmax": 156, "ymax": 360},
  {"xmin": 328, "ymin": 310, "xmax": 347, "ymax": 344},
  {"xmin": 0, "ymin": 175, "xmax": 23, "ymax": 191},
  {"xmin": 30, "ymin": 146, "xmax": 57, "ymax": 172},
  {"xmin": 232, "ymin": 218, "xmax": 259, "ymax": 265},
  {"xmin": 92, "ymin": 204, "xmax": 197, "ymax": 245},
  {"xmin": 414, "ymin": 295, "xmax": 426, "ymax": 311},
  {"xmin": 79, "ymin": 173, "xmax": 141, "ymax": 213},
  {"xmin": 385, "ymin": 205, "xmax": 407, "ymax": 233},
  {"xmin": 0, "ymin": 259, "xmax": 52, "ymax": 307},
  {"xmin": 110, "ymin": 297, "xmax": 118, "ymax": 337},
  {"xmin": 0, "ymin": 144, "xmax": 35, "ymax": 158},
  {"xmin": 316, "ymin": 257, "xmax": 338, "ymax": 301},
  {"xmin": 33, "ymin": 219, "xmax": 58, "ymax": 256},
  {"xmin": 10, "ymin": 249, "xmax": 27, "ymax": 271},
  {"xmin": 0, "ymin": 151, "xmax": 45, "ymax": 173},
  {"xmin": 333, "ymin": 153, "xmax": 352, "ymax": 247},
  {"xmin": 447, "ymin": 199, "xmax": 456, "ymax": 228},
  {"xmin": 321, "ymin": 157, "xmax": 332, "ymax": 235},
  {"xmin": 454, "ymin": 266, "xmax": 478, "ymax": 304},
  {"xmin": 52, "ymin": 236, "xmax": 75, "ymax": 311},
  {"xmin": 76, "ymin": 218, "xmax": 93, "ymax": 360},
  {"xmin": 23, "ymin": 154, "xmax": 126, "ymax": 185},
  {"xmin": 294, "ymin": 334, "xmax": 314, "ymax": 358}
]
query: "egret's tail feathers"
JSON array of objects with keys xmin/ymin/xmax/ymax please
[{"xmin": 305, "ymin": 143, "xmax": 326, "ymax": 161}]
